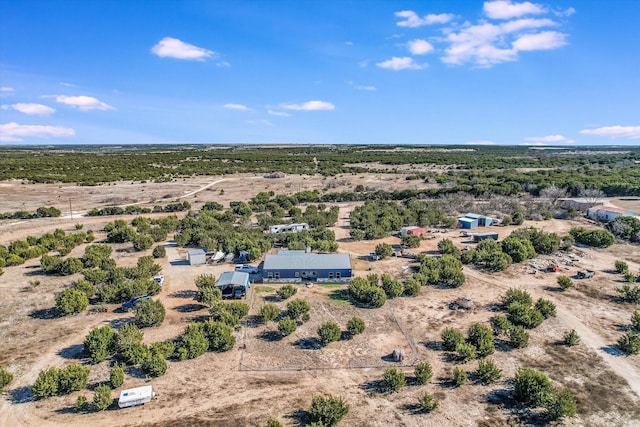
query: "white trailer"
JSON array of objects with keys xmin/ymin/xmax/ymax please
[{"xmin": 118, "ymin": 385, "xmax": 155, "ymax": 408}]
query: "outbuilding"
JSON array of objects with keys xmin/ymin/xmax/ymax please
[
  {"xmin": 187, "ymin": 249, "xmax": 206, "ymax": 265},
  {"xmin": 118, "ymin": 385, "xmax": 155, "ymax": 408},
  {"xmin": 458, "ymin": 217, "xmax": 478, "ymax": 229},
  {"xmin": 263, "ymin": 251, "xmax": 352, "ymax": 283},
  {"xmin": 400, "ymin": 226, "xmax": 426, "ymax": 237},
  {"xmin": 587, "ymin": 205, "xmax": 636, "ymax": 222},
  {"xmin": 471, "ymin": 232, "xmax": 499, "ymax": 242},
  {"xmin": 216, "ymin": 271, "xmax": 251, "ymax": 298}
]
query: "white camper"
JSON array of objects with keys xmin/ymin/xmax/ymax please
[{"xmin": 118, "ymin": 385, "xmax": 155, "ymax": 408}]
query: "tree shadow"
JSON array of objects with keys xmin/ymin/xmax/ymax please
[
  {"xmin": 109, "ymin": 317, "xmax": 134, "ymax": 329},
  {"xmin": 360, "ymin": 379, "xmax": 386, "ymax": 394},
  {"xmin": 613, "ymin": 323, "xmax": 630, "ymax": 332},
  {"xmin": 328, "ymin": 289, "xmax": 350, "ymax": 304},
  {"xmin": 9, "ymin": 386, "xmax": 33, "ymax": 404},
  {"xmin": 263, "ymin": 294, "xmax": 281, "ymax": 303},
  {"xmin": 257, "ymin": 330, "xmax": 282, "ymax": 342},
  {"xmin": 601, "ymin": 345, "xmax": 624, "ymax": 356},
  {"xmin": 245, "ymin": 315, "xmax": 263, "ymax": 328},
  {"xmin": 55, "ymin": 405, "xmax": 80, "ymax": 415},
  {"xmin": 293, "ymin": 337, "xmax": 321, "ymax": 350},
  {"xmin": 494, "ymin": 339, "xmax": 515, "ymax": 352},
  {"xmin": 169, "ymin": 260, "xmax": 189, "ymax": 266},
  {"xmin": 402, "ymin": 402, "xmax": 424, "ymax": 415},
  {"xmin": 168, "ymin": 289, "xmax": 196, "ymax": 299},
  {"xmin": 484, "ymin": 388, "xmax": 546, "ymax": 426},
  {"xmin": 424, "ymin": 340, "xmax": 442, "ymax": 351},
  {"xmin": 29, "ymin": 307, "xmax": 56, "ymax": 320},
  {"xmin": 285, "ymin": 409, "xmax": 310, "ymax": 426},
  {"xmin": 543, "ymin": 286, "xmax": 563, "ymax": 293},
  {"xmin": 57, "ymin": 343, "xmax": 85, "ymax": 360},
  {"xmin": 125, "ymin": 365, "xmax": 147, "ymax": 379},
  {"xmin": 173, "ymin": 304, "xmax": 205, "ymax": 313}
]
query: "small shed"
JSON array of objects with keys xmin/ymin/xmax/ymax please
[
  {"xmin": 118, "ymin": 385, "xmax": 154, "ymax": 408},
  {"xmin": 472, "ymin": 232, "xmax": 499, "ymax": 242},
  {"xmin": 216, "ymin": 271, "xmax": 251, "ymax": 298},
  {"xmin": 407, "ymin": 227, "xmax": 426, "ymax": 237},
  {"xmin": 187, "ymin": 249, "xmax": 206, "ymax": 265},
  {"xmin": 400, "ymin": 226, "xmax": 418, "ymax": 236}
]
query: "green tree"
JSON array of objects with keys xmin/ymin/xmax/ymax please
[
  {"xmin": 452, "ymin": 367, "xmax": 467, "ymax": 387},
  {"xmin": 58, "ymin": 364, "xmax": 90, "ymax": 394},
  {"xmin": 514, "ymin": 367, "xmax": 553, "ymax": 407},
  {"xmin": 414, "ymin": 361, "xmax": 433, "ymax": 385},
  {"xmin": 346, "ymin": 317, "xmax": 365, "ymax": 336},
  {"xmin": 509, "ymin": 326, "xmax": 530, "ymax": 348},
  {"xmin": 75, "ymin": 395, "xmax": 88, "ymax": 412},
  {"xmin": 31, "ymin": 367, "xmax": 59, "ymax": 399},
  {"xmin": 631, "ymin": 311, "xmax": 640, "ymax": 331},
  {"xmin": 401, "ymin": 234, "xmax": 421, "ymax": 249},
  {"xmin": 545, "ymin": 388, "xmax": 577, "ymax": 421},
  {"xmin": 418, "ymin": 391, "xmax": 439, "ymax": 413},
  {"xmin": 456, "ymin": 342, "xmax": 477, "ymax": 363},
  {"xmin": 615, "ymin": 260, "xmax": 629, "ymax": 274},
  {"xmin": 617, "ymin": 284, "xmax": 640, "ymax": 303},
  {"xmin": 438, "ymin": 239, "xmax": 460, "ymax": 257},
  {"xmin": 476, "ymin": 359, "xmax": 502, "ymax": 385},
  {"xmin": 442, "ymin": 328, "xmax": 465, "ymax": 351},
  {"xmin": 266, "ymin": 417, "xmax": 283, "ymax": 427},
  {"xmin": 260, "ymin": 303, "xmax": 280, "ymax": 323},
  {"xmin": 84, "ymin": 326, "xmax": 116, "ymax": 364},
  {"xmin": 286, "ymin": 299, "xmax": 310, "ymax": 321},
  {"xmin": 382, "ymin": 366, "xmax": 405, "ymax": 393},
  {"xmin": 380, "ymin": 274, "xmax": 403, "ymax": 298},
  {"xmin": 133, "ymin": 234, "xmax": 154, "ymax": 251},
  {"xmin": 563, "ymin": 330, "xmax": 580, "ymax": 346},
  {"xmin": 308, "ymin": 395, "xmax": 350, "ymax": 427},
  {"xmin": 534, "ymin": 298, "xmax": 557, "ymax": 319},
  {"xmin": 507, "ymin": 302, "xmax": 544, "ymax": 329},
  {"xmin": 617, "ymin": 331, "xmax": 640, "ymax": 355},
  {"xmin": 202, "ymin": 320, "xmax": 236, "ymax": 352},
  {"xmin": 374, "ymin": 243, "xmax": 393, "ymax": 259},
  {"xmin": 490, "ymin": 315, "xmax": 512, "ymax": 337},
  {"xmin": 134, "ymin": 299, "xmax": 166, "ymax": 328},
  {"xmin": 557, "ymin": 276, "xmax": 573, "ymax": 291},
  {"xmin": 467, "ymin": 323, "xmax": 495, "ymax": 358},
  {"xmin": 152, "ymin": 245, "xmax": 166, "ymax": 258},
  {"xmin": 93, "ymin": 384, "xmax": 112, "ymax": 411},
  {"xmin": 403, "ymin": 277, "xmax": 421, "ymax": 296},
  {"xmin": 278, "ymin": 316, "xmax": 297, "ymax": 336},
  {"xmin": 174, "ymin": 323, "xmax": 208, "ymax": 360},
  {"xmin": 141, "ymin": 352, "xmax": 167, "ymax": 377},
  {"xmin": 318, "ymin": 322, "xmax": 342, "ymax": 346},
  {"xmin": 109, "ymin": 364, "xmax": 125, "ymax": 389},
  {"xmin": 276, "ymin": 284, "xmax": 297, "ymax": 300},
  {"xmin": 502, "ymin": 288, "xmax": 532, "ymax": 307},
  {"xmin": 55, "ymin": 288, "xmax": 89, "ymax": 316},
  {"xmin": 0, "ymin": 366, "xmax": 13, "ymax": 392}
]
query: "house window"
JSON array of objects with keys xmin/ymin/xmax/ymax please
[
  {"xmin": 295, "ymin": 272, "xmax": 300, "ymax": 278},
  {"xmin": 336, "ymin": 272, "xmax": 341, "ymax": 279},
  {"xmin": 312, "ymin": 271, "xmax": 317, "ymax": 277},
  {"xmin": 328, "ymin": 272, "xmax": 334, "ymax": 279},
  {"xmin": 274, "ymin": 272, "xmax": 280, "ymax": 279}
]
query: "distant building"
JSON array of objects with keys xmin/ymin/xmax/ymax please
[
  {"xmin": 263, "ymin": 251, "xmax": 352, "ymax": 283},
  {"xmin": 457, "ymin": 213, "xmax": 498, "ymax": 229},
  {"xmin": 187, "ymin": 249, "xmax": 206, "ymax": 265},
  {"xmin": 264, "ymin": 171, "xmax": 286, "ymax": 178},
  {"xmin": 400, "ymin": 226, "xmax": 426, "ymax": 237},
  {"xmin": 470, "ymin": 232, "xmax": 499, "ymax": 242},
  {"xmin": 268, "ymin": 223, "xmax": 309, "ymax": 234},
  {"xmin": 587, "ymin": 205, "xmax": 636, "ymax": 222},
  {"xmin": 558, "ymin": 198, "xmax": 600, "ymax": 211}
]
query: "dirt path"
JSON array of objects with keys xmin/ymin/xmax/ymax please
[
  {"xmin": 464, "ymin": 268, "xmax": 640, "ymax": 398},
  {"xmin": 175, "ymin": 178, "xmax": 228, "ymax": 200}
]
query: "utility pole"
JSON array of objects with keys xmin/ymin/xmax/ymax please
[{"xmin": 69, "ymin": 198, "xmax": 73, "ymax": 219}]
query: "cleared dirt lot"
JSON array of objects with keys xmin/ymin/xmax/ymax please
[{"xmin": 1, "ymin": 176, "xmax": 640, "ymax": 427}]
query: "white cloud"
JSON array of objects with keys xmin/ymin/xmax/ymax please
[
  {"xmin": 244, "ymin": 119, "xmax": 273, "ymax": 126},
  {"xmin": 512, "ymin": 31, "xmax": 567, "ymax": 50},
  {"xmin": 554, "ymin": 7, "xmax": 576, "ymax": 17},
  {"xmin": 395, "ymin": 10, "xmax": 455, "ymax": 27},
  {"xmin": 224, "ymin": 103, "xmax": 250, "ymax": 111},
  {"xmin": 280, "ymin": 101, "xmax": 335, "ymax": 111},
  {"xmin": 0, "ymin": 122, "xmax": 75, "ymax": 142},
  {"xmin": 377, "ymin": 56, "xmax": 425, "ymax": 70},
  {"xmin": 466, "ymin": 140, "xmax": 496, "ymax": 145},
  {"xmin": 441, "ymin": 18, "xmax": 565, "ymax": 66},
  {"xmin": 3, "ymin": 103, "xmax": 55, "ymax": 116},
  {"xmin": 151, "ymin": 37, "xmax": 214, "ymax": 61},
  {"xmin": 216, "ymin": 61, "xmax": 230, "ymax": 68},
  {"xmin": 0, "ymin": 87, "xmax": 14, "ymax": 93},
  {"xmin": 60, "ymin": 82, "xmax": 77, "ymax": 87},
  {"xmin": 345, "ymin": 41, "xmax": 354, "ymax": 46},
  {"xmin": 579, "ymin": 126, "xmax": 640, "ymax": 139},
  {"xmin": 525, "ymin": 134, "xmax": 575, "ymax": 143},
  {"xmin": 267, "ymin": 109, "xmax": 291, "ymax": 117},
  {"xmin": 408, "ymin": 39, "xmax": 435, "ymax": 55},
  {"xmin": 483, "ymin": 0, "xmax": 547, "ymax": 20},
  {"xmin": 52, "ymin": 95, "xmax": 114, "ymax": 111}
]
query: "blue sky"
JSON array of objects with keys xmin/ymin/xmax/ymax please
[{"xmin": 0, "ymin": 0, "xmax": 638, "ymax": 145}]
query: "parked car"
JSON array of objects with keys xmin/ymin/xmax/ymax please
[
  {"xmin": 577, "ymin": 270, "xmax": 595, "ymax": 279},
  {"xmin": 235, "ymin": 264, "xmax": 259, "ymax": 274},
  {"xmin": 121, "ymin": 295, "xmax": 151, "ymax": 311}
]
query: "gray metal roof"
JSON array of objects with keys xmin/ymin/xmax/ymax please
[
  {"xmin": 264, "ymin": 252, "xmax": 351, "ymax": 270},
  {"xmin": 465, "ymin": 213, "xmax": 483, "ymax": 219},
  {"xmin": 458, "ymin": 217, "xmax": 476, "ymax": 223},
  {"xmin": 216, "ymin": 271, "xmax": 250, "ymax": 288},
  {"xmin": 188, "ymin": 249, "xmax": 206, "ymax": 256}
]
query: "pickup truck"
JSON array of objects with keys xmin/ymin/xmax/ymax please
[
  {"xmin": 235, "ymin": 264, "xmax": 259, "ymax": 274},
  {"xmin": 577, "ymin": 270, "xmax": 595, "ymax": 279},
  {"xmin": 121, "ymin": 295, "xmax": 151, "ymax": 311}
]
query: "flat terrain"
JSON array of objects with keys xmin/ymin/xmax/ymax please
[{"xmin": 1, "ymin": 175, "xmax": 640, "ymax": 427}]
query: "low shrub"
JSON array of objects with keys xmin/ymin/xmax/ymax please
[
  {"xmin": 535, "ymin": 298, "xmax": 557, "ymax": 319},
  {"xmin": 382, "ymin": 367, "xmax": 405, "ymax": 393},
  {"xmin": 456, "ymin": 342, "xmax": 477, "ymax": 362},
  {"xmin": 134, "ymin": 299, "xmax": 166, "ymax": 328},
  {"xmin": 286, "ymin": 299, "xmax": 310, "ymax": 321},
  {"xmin": 308, "ymin": 395, "xmax": 350, "ymax": 427},
  {"xmin": 141, "ymin": 352, "xmax": 167, "ymax": 377},
  {"xmin": 476, "ymin": 359, "xmax": 502, "ymax": 385},
  {"xmin": 0, "ymin": 366, "xmax": 14, "ymax": 392},
  {"xmin": 513, "ymin": 367, "xmax": 553, "ymax": 407},
  {"xmin": 93, "ymin": 384, "xmax": 112, "ymax": 411},
  {"xmin": 441, "ymin": 328, "xmax": 465, "ymax": 351},
  {"xmin": 55, "ymin": 288, "xmax": 89, "ymax": 317},
  {"xmin": 414, "ymin": 361, "xmax": 433, "ymax": 385},
  {"xmin": 318, "ymin": 322, "xmax": 342, "ymax": 346},
  {"xmin": 278, "ymin": 316, "xmax": 297, "ymax": 336},
  {"xmin": 452, "ymin": 367, "xmax": 467, "ymax": 387},
  {"xmin": 509, "ymin": 325, "xmax": 530, "ymax": 349},
  {"xmin": 109, "ymin": 364, "xmax": 125, "ymax": 389},
  {"xmin": 276, "ymin": 284, "xmax": 297, "ymax": 300},
  {"xmin": 346, "ymin": 317, "xmax": 365, "ymax": 336},
  {"xmin": 617, "ymin": 331, "xmax": 640, "ymax": 355},
  {"xmin": 557, "ymin": 276, "xmax": 573, "ymax": 291},
  {"xmin": 563, "ymin": 330, "xmax": 580, "ymax": 347},
  {"xmin": 545, "ymin": 388, "xmax": 577, "ymax": 421},
  {"xmin": 260, "ymin": 303, "xmax": 280, "ymax": 323},
  {"xmin": 418, "ymin": 391, "xmax": 439, "ymax": 413}
]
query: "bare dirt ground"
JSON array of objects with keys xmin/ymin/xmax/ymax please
[{"xmin": 1, "ymin": 175, "xmax": 640, "ymax": 427}]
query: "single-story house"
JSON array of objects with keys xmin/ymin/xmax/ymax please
[
  {"xmin": 268, "ymin": 223, "xmax": 309, "ymax": 234},
  {"xmin": 558, "ymin": 198, "xmax": 601, "ymax": 211},
  {"xmin": 216, "ymin": 271, "xmax": 251, "ymax": 298},
  {"xmin": 400, "ymin": 226, "xmax": 426, "ymax": 237},
  {"xmin": 187, "ymin": 249, "xmax": 207, "ymax": 265},
  {"xmin": 262, "ymin": 251, "xmax": 352, "ymax": 283},
  {"xmin": 587, "ymin": 205, "xmax": 636, "ymax": 222}
]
